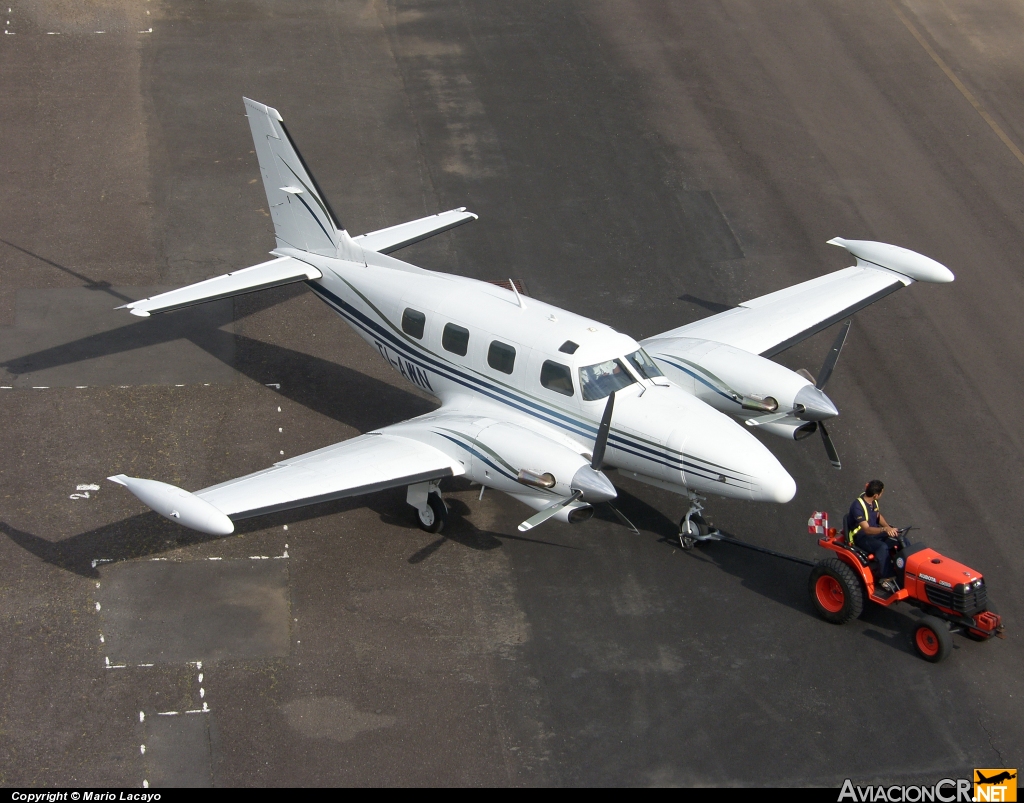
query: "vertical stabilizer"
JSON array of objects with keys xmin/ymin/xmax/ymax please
[{"xmin": 243, "ymin": 97, "xmax": 361, "ymax": 260}]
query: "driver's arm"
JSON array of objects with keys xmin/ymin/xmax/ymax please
[{"xmin": 877, "ymin": 512, "xmax": 897, "ymax": 536}]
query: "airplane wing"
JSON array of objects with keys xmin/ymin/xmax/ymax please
[
  {"xmin": 643, "ymin": 239, "xmax": 954, "ymax": 358},
  {"xmin": 110, "ymin": 430, "xmax": 465, "ymax": 534}
]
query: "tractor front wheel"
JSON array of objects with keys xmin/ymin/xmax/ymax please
[
  {"xmin": 912, "ymin": 615, "xmax": 952, "ymax": 663},
  {"xmin": 809, "ymin": 558, "xmax": 864, "ymax": 624}
]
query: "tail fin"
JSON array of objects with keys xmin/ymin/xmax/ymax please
[{"xmin": 244, "ymin": 97, "xmax": 360, "ymax": 260}]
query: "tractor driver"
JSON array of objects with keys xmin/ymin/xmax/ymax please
[{"xmin": 849, "ymin": 479, "xmax": 899, "ymax": 589}]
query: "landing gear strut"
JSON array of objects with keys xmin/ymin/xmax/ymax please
[
  {"xmin": 678, "ymin": 491, "xmax": 719, "ymax": 549},
  {"xmin": 408, "ymin": 480, "xmax": 447, "ymax": 534}
]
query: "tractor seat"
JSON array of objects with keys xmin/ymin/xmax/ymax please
[{"xmin": 842, "ymin": 514, "xmax": 873, "ymax": 566}]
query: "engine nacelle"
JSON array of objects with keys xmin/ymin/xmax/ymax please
[{"xmin": 646, "ymin": 337, "xmax": 811, "ymax": 416}]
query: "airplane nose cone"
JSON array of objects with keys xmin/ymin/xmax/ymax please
[
  {"xmin": 763, "ymin": 467, "xmax": 797, "ymax": 503},
  {"xmin": 795, "ymin": 384, "xmax": 839, "ymax": 421},
  {"xmin": 571, "ymin": 465, "xmax": 618, "ymax": 503}
]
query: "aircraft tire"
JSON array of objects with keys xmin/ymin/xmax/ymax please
[
  {"xmin": 416, "ymin": 492, "xmax": 448, "ymax": 534},
  {"xmin": 809, "ymin": 558, "xmax": 864, "ymax": 624}
]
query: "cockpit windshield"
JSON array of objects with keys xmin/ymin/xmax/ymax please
[
  {"xmin": 625, "ymin": 349, "xmax": 664, "ymax": 381},
  {"xmin": 579, "ymin": 358, "xmax": 636, "ymax": 401}
]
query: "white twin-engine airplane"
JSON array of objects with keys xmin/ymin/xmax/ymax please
[{"xmin": 108, "ymin": 98, "xmax": 954, "ymax": 541}]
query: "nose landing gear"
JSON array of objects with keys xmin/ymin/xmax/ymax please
[{"xmin": 679, "ymin": 491, "xmax": 720, "ymax": 549}]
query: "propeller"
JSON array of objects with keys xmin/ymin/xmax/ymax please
[
  {"xmin": 745, "ymin": 320, "xmax": 851, "ymax": 469},
  {"xmin": 812, "ymin": 321, "xmax": 850, "ymax": 469},
  {"xmin": 814, "ymin": 319, "xmax": 851, "ymax": 391},
  {"xmin": 518, "ymin": 392, "xmax": 618, "ymax": 532}
]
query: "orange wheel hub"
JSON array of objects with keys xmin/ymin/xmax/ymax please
[
  {"xmin": 915, "ymin": 626, "xmax": 940, "ymax": 656},
  {"xmin": 815, "ymin": 575, "xmax": 845, "ymax": 613}
]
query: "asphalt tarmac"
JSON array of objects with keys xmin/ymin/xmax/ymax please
[{"xmin": 1, "ymin": 0, "xmax": 1022, "ymax": 787}]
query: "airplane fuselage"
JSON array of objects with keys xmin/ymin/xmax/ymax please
[{"xmin": 282, "ymin": 247, "xmax": 797, "ymax": 508}]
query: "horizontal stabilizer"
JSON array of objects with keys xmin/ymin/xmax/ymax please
[
  {"xmin": 118, "ymin": 256, "xmax": 321, "ymax": 317},
  {"xmin": 353, "ymin": 208, "xmax": 478, "ymax": 254},
  {"xmin": 108, "ymin": 475, "xmax": 235, "ymax": 535}
]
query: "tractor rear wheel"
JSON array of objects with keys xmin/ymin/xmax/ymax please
[
  {"xmin": 912, "ymin": 615, "xmax": 952, "ymax": 662},
  {"xmin": 809, "ymin": 558, "xmax": 864, "ymax": 624}
]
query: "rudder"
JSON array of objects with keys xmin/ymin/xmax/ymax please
[{"xmin": 244, "ymin": 97, "xmax": 358, "ymax": 259}]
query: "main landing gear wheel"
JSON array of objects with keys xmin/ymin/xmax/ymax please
[
  {"xmin": 416, "ymin": 492, "xmax": 448, "ymax": 534},
  {"xmin": 809, "ymin": 557, "xmax": 864, "ymax": 624},
  {"xmin": 678, "ymin": 514, "xmax": 710, "ymax": 550},
  {"xmin": 911, "ymin": 615, "xmax": 952, "ymax": 663}
]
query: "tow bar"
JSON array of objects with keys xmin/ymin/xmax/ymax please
[{"xmin": 684, "ymin": 530, "xmax": 816, "ymax": 567}]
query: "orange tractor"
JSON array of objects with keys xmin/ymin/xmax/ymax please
[{"xmin": 808, "ymin": 512, "xmax": 1004, "ymax": 662}]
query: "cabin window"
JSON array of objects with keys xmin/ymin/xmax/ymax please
[
  {"xmin": 442, "ymin": 323, "xmax": 470, "ymax": 356},
  {"xmin": 625, "ymin": 349, "xmax": 664, "ymax": 380},
  {"xmin": 402, "ymin": 308, "xmax": 426, "ymax": 340},
  {"xmin": 488, "ymin": 341, "xmax": 517, "ymax": 374},
  {"xmin": 540, "ymin": 360, "xmax": 574, "ymax": 397},
  {"xmin": 579, "ymin": 358, "xmax": 636, "ymax": 401},
  {"xmin": 559, "ymin": 340, "xmax": 579, "ymax": 355}
]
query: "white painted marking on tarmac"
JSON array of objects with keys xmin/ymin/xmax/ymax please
[
  {"xmin": 32, "ymin": 386, "xmax": 48, "ymax": 389},
  {"xmin": 198, "ymin": 673, "xmax": 203, "ymax": 683},
  {"xmin": 279, "ymin": 450, "xmax": 285, "ymax": 455},
  {"xmin": 143, "ymin": 781, "xmax": 149, "ymax": 789},
  {"xmin": 175, "ymin": 384, "xmax": 184, "ymax": 387},
  {"xmin": 199, "ymin": 688, "xmax": 205, "ymax": 698},
  {"xmin": 99, "ymin": 634, "xmax": 104, "ymax": 643},
  {"xmin": 157, "ymin": 711, "xmax": 180, "ymax": 716},
  {"xmin": 266, "ymin": 383, "xmax": 281, "ymax": 389},
  {"xmin": 277, "ymin": 406, "xmax": 282, "ymax": 412},
  {"xmin": 95, "ymin": 582, "xmax": 101, "ymax": 588},
  {"xmin": 140, "ymin": 744, "xmax": 146, "ymax": 754},
  {"xmin": 75, "ymin": 385, "xmax": 86, "ymax": 388},
  {"xmin": 140, "ymin": 27, "xmax": 152, "ymax": 33},
  {"xmin": 207, "ymin": 556, "xmax": 222, "ymax": 560},
  {"xmin": 1, "ymin": 386, "xmax": 12, "ymax": 389},
  {"xmin": 78, "ymin": 484, "xmax": 100, "ymax": 491},
  {"xmin": 139, "ymin": 711, "xmax": 145, "ymax": 723},
  {"xmin": 95, "ymin": 602, "xmax": 101, "ymax": 611},
  {"xmin": 91, "ymin": 558, "xmax": 113, "ymax": 568},
  {"xmin": 137, "ymin": 663, "xmax": 154, "ymax": 668}
]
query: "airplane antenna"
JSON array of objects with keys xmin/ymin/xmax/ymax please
[{"xmin": 509, "ymin": 278, "xmax": 526, "ymax": 310}]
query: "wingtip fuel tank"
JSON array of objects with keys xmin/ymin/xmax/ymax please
[{"xmin": 107, "ymin": 475, "xmax": 235, "ymax": 535}]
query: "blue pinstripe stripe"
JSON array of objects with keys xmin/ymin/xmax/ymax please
[{"xmin": 307, "ymin": 281, "xmax": 751, "ymax": 486}]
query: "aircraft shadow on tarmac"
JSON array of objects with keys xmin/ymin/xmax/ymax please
[{"xmin": 1, "ymin": 479, "xmax": 577, "ymax": 579}]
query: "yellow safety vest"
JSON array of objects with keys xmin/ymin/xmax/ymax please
[{"xmin": 848, "ymin": 496, "xmax": 878, "ymax": 544}]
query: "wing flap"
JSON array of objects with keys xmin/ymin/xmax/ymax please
[
  {"xmin": 196, "ymin": 432, "xmax": 464, "ymax": 519},
  {"xmin": 119, "ymin": 256, "xmax": 321, "ymax": 317},
  {"xmin": 353, "ymin": 208, "xmax": 478, "ymax": 254}
]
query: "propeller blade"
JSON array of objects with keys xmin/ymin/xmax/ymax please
[
  {"xmin": 518, "ymin": 491, "xmax": 583, "ymax": 532},
  {"xmin": 820, "ymin": 421, "xmax": 842, "ymax": 469},
  {"xmin": 816, "ymin": 320, "xmax": 851, "ymax": 390},
  {"xmin": 745, "ymin": 411, "xmax": 792, "ymax": 427},
  {"xmin": 591, "ymin": 392, "xmax": 616, "ymax": 470},
  {"xmin": 607, "ymin": 503, "xmax": 639, "ymax": 534}
]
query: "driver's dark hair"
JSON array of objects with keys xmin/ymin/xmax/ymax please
[{"xmin": 864, "ymin": 479, "xmax": 885, "ymax": 497}]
